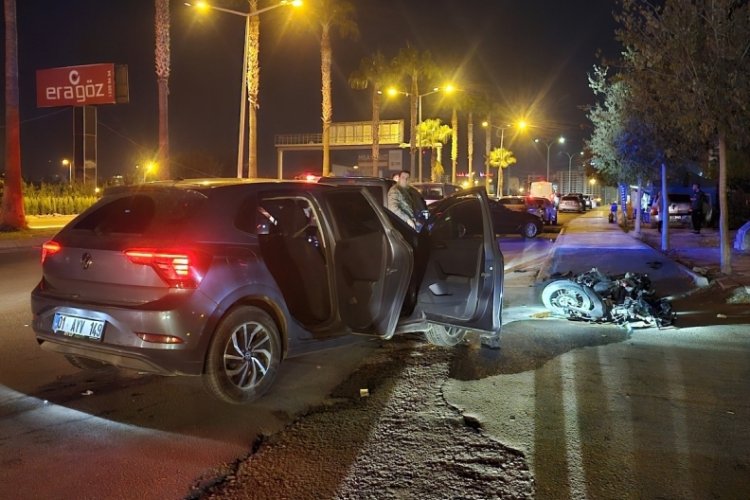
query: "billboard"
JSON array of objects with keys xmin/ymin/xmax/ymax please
[{"xmin": 36, "ymin": 64, "xmax": 127, "ymax": 107}]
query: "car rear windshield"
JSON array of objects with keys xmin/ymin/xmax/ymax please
[
  {"xmin": 561, "ymin": 196, "xmax": 579, "ymax": 201},
  {"xmin": 669, "ymin": 194, "xmax": 692, "ymax": 203},
  {"xmin": 73, "ymin": 190, "xmax": 207, "ymax": 235}
]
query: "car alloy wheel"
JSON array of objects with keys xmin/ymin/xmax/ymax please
[
  {"xmin": 521, "ymin": 221, "xmax": 541, "ymax": 238},
  {"xmin": 204, "ymin": 306, "xmax": 281, "ymax": 404},
  {"xmin": 424, "ymin": 323, "xmax": 468, "ymax": 347}
]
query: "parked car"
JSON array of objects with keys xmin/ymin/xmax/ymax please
[
  {"xmin": 318, "ymin": 175, "xmax": 429, "ymax": 226},
  {"xmin": 31, "ymin": 179, "xmax": 504, "ymax": 404},
  {"xmin": 496, "ymin": 196, "xmax": 528, "ymax": 212},
  {"xmin": 650, "ymin": 193, "xmax": 694, "ymax": 227},
  {"xmin": 559, "ymin": 194, "xmax": 584, "ymax": 213},
  {"xmin": 527, "ymin": 196, "xmax": 558, "ymax": 225},
  {"xmin": 566, "ymin": 193, "xmax": 588, "ymax": 210},
  {"xmin": 487, "ymin": 199, "xmax": 544, "ymax": 238},
  {"xmin": 582, "ymin": 195, "xmax": 594, "ymax": 209},
  {"xmin": 412, "ymin": 182, "xmax": 461, "ymax": 205}
]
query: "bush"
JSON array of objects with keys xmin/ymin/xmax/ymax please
[{"xmin": 19, "ymin": 182, "xmax": 101, "ymax": 216}]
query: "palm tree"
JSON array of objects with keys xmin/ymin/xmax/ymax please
[
  {"xmin": 348, "ymin": 51, "xmax": 392, "ymax": 177},
  {"xmin": 417, "ymin": 119, "xmax": 452, "ymax": 182},
  {"xmin": 310, "ymin": 0, "xmax": 358, "ymax": 176},
  {"xmin": 392, "ymin": 44, "xmax": 438, "ymax": 179},
  {"xmin": 246, "ymin": 0, "xmax": 260, "ymax": 178},
  {"xmin": 488, "ymin": 147, "xmax": 517, "ymax": 198},
  {"xmin": 154, "ymin": 0, "xmax": 170, "ymax": 180},
  {"xmin": 1, "ymin": 0, "xmax": 26, "ymax": 231},
  {"xmin": 450, "ymin": 106, "xmax": 458, "ymax": 184}
]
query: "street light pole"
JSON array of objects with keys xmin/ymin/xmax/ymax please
[
  {"xmin": 386, "ymin": 86, "xmax": 445, "ymax": 183},
  {"xmin": 62, "ymin": 159, "xmax": 71, "ymax": 183},
  {"xmin": 534, "ymin": 136, "xmax": 565, "ymax": 181},
  {"xmin": 185, "ymin": 1, "xmax": 301, "ymax": 178}
]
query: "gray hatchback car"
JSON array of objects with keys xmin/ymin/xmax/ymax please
[{"xmin": 31, "ymin": 179, "xmax": 504, "ymax": 404}]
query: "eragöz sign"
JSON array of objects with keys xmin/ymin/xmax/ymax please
[{"xmin": 36, "ymin": 64, "xmax": 116, "ymax": 107}]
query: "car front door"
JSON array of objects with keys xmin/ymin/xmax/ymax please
[
  {"xmin": 318, "ymin": 187, "xmax": 413, "ymax": 339},
  {"xmin": 415, "ymin": 187, "xmax": 503, "ymax": 335}
]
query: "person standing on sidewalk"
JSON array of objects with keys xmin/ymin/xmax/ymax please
[
  {"xmin": 388, "ymin": 170, "xmax": 417, "ymax": 230},
  {"xmin": 690, "ymin": 183, "xmax": 707, "ymax": 234}
]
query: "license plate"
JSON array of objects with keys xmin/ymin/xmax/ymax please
[{"xmin": 52, "ymin": 313, "xmax": 105, "ymax": 341}]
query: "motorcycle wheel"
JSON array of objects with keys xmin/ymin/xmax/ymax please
[{"xmin": 541, "ymin": 280, "xmax": 606, "ymax": 320}]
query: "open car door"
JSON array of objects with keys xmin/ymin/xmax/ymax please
[
  {"xmin": 319, "ymin": 188, "xmax": 413, "ymax": 339},
  {"xmin": 415, "ymin": 187, "xmax": 504, "ymax": 336}
]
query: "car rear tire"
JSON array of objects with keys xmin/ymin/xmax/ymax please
[
  {"xmin": 204, "ymin": 306, "xmax": 281, "ymax": 404},
  {"xmin": 424, "ymin": 323, "xmax": 467, "ymax": 347},
  {"xmin": 520, "ymin": 221, "xmax": 541, "ymax": 238}
]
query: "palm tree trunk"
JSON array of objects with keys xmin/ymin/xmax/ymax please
[
  {"xmin": 410, "ymin": 72, "xmax": 418, "ymax": 179},
  {"xmin": 155, "ymin": 0, "xmax": 170, "ymax": 180},
  {"xmin": 467, "ymin": 111, "xmax": 474, "ymax": 184},
  {"xmin": 484, "ymin": 114, "xmax": 491, "ymax": 194},
  {"xmin": 247, "ymin": 0, "xmax": 260, "ymax": 178},
  {"xmin": 321, "ymin": 25, "xmax": 332, "ymax": 176},
  {"xmin": 719, "ymin": 132, "xmax": 730, "ymax": 274},
  {"xmin": 1, "ymin": 0, "xmax": 26, "ymax": 230},
  {"xmin": 371, "ymin": 85, "xmax": 381, "ymax": 177},
  {"xmin": 450, "ymin": 107, "xmax": 458, "ymax": 185},
  {"xmin": 497, "ymin": 165, "xmax": 504, "ymax": 198}
]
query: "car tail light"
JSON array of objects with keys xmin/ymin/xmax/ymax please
[
  {"xmin": 41, "ymin": 240, "xmax": 62, "ymax": 264},
  {"xmin": 124, "ymin": 248, "xmax": 210, "ymax": 288}
]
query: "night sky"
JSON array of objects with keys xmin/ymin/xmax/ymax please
[{"xmin": 2, "ymin": 0, "xmax": 620, "ymax": 183}]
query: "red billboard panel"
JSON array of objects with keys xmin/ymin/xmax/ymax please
[{"xmin": 36, "ymin": 64, "xmax": 116, "ymax": 108}]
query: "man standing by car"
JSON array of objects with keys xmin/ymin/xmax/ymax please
[
  {"xmin": 690, "ymin": 183, "xmax": 707, "ymax": 234},
  {"xmin": 388, "ymin": 170, "xmax": 417, "ymax": 230}
]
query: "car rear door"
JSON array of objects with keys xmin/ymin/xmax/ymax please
[
  {"xmin": 317, "ymin": 187, "xmax": 413, "ymax": 339},
  {"xmin": 415, "ymin": 187, "xmax": 503, "ymax": 335}
]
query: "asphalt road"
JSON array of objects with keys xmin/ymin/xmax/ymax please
[{"xmin": 0, "ymin": 248, "xmax": 379, "ymax": 499}]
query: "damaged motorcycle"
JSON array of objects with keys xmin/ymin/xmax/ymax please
[{"xmin": 541, "ymin": 268, "xmax": 675, "ymax": 328}]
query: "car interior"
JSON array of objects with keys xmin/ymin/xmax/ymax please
[
  {"xmin": 418, "ymin": 196, "xmax": 484, "ymax": 320},
  {"xmin": 257, "ymin": 196, "xmax": 331, "ymax": 326}
]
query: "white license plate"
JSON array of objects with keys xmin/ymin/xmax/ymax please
[{"xmin": 52, "ymin": 313, "xmax": 105, "ymax": 341}]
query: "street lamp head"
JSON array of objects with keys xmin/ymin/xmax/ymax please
[
  {"xmin": 481, "ymin": 121, "xmax": 489, "ymax": 128},
  {"xmin": 534, "ymin": 138, "xmax": 540, "ymax": 144},
  {"xmin": 517, "ymin": 120, "xmax": 527, "ymax": 130},
  {"xmin": 289, "ymin": 0, "xmax": 303, "ymax": 6},
  {"xmin": 558, "ymin": 136, "xmax": 565, "ymax": 144},
  {"xmin": 443, "ymin": 84, "xmax": 455, "ymax": 94},
  {"xmin": 61, "ymin": 159, "xmax": 70, "ymax": 166}
]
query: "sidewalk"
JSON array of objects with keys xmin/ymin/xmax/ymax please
[
  {"xmin": 0, "ymin": 214, "xmax": 74, "ymax": 252},
  {"xmin": 537, "ymin": 207, "xmax": 750, "ymax": 297}
]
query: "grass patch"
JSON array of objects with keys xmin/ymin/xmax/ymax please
[{"xmin": 0, "ymin": 227, "xmax": 57, "ymax": 241}]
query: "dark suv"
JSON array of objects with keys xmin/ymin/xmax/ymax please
[{"xmin": 31, "ymin": 179, "xmax": 503, "ymax": 404}]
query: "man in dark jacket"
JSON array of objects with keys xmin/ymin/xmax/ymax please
[
  {"xmin": 690, "ymin": 183, "xmax": 707, "ymax": 234},
  {"xmin": 388, "ymin": 170, "xmax": 417, "ymax": 230}
]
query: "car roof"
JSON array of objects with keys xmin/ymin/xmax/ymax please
[{"xmin": 103, "ymin": 178, "xmax": 328, "ymax": 196}]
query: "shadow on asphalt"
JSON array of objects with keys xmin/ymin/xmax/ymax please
[
  {"xmin": 450, "ymin": 322, "xmax": 629, "ymax": 381},
  {"xmin": 669, "ymin": 285, "xmax": 750, "ymax": 328}
]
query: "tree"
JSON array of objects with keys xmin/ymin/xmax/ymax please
[
  {"xmin": 246, "ymin": 0, "xmax": 260, "ymax": 178},
  {"xmin": 587, "ymin": 66, "xmax": 661, "ymax": 235},
  {"xmin": 1, "ymin": 0, "xmax": 26, "ymax": 231},
  {"xmin": 349, "ymin": 51, "xmax": 392, "ymax": 176},
  {"xmin": 488, "ymin": 147, "xmax": 517, "ymax": 198},
  {"xmin": 617, "ymin": 0, "xmax": 750, "ymax": 274},
  {"xmin": 309, "ymin": 0, "xmax": 358, "ymax": 176},
  {"xmin": 450, "ymin": 106, "xmax": 458, "ymax": 185},
  {"xmin": 154, "ymin": 0, "xmax": 170, "ymax": 180},
  {"xmin": 416, "ymin": 119, "xmax": 452, "ymax": 182},
  {"xmin": 392, "ymin": 44, "xmax": 438, "ymax": 179}
]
